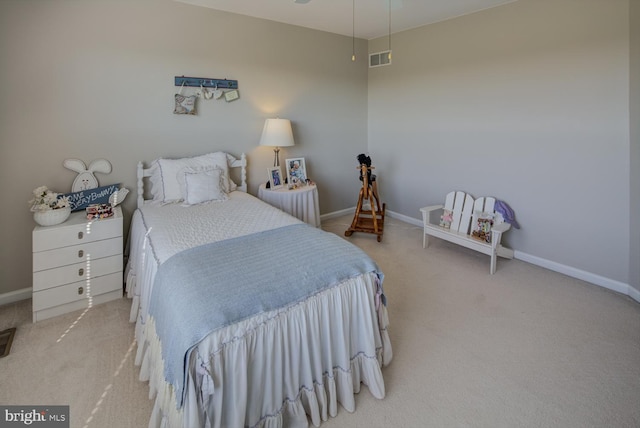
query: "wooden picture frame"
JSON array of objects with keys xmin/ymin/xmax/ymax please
[
  {"xmin": 285, "ymin": 157, "xmax": 307, "ymax": 186},
  {"xmin": 267, "ymin": 166, "xmax": 284, "ymax": 189}
]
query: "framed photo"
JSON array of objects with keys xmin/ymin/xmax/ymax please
[
  {"xmin": 267, "ymin": 166, "xmax": 284, "ymax": 189},
  {"xmin": 285, "ymin": 158, "xmax": 307, "ymax": 186}
]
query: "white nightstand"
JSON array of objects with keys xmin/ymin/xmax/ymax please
[
  {"xmin": 258, "ymin": 183, "xmax": 321, "ymax": 227},
  {"xmin": 32, "ymin": 206, "xmax": 123, "ymax": 322}
]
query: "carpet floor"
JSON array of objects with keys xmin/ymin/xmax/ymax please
[{"xmin": 1, "ymin": 215, "xmax": 638, "ymax": 428}]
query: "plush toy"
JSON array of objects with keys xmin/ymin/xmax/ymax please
[{"xmin": 440, "ymin": 209, "xmax": 453, "ymax": 229}]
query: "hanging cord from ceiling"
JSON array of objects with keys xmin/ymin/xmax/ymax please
[
  {"xmin": 352, "ymin": 0, "xmax": 356, "ymax": 61},
  {"xmin": 388, "ymin": 0, "xmax": 392, "ymax": 61}
]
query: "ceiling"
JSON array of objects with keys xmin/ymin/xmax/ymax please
[{"xmin": 175, "ymin": 0, "xmax": 518, "ymax": 40}]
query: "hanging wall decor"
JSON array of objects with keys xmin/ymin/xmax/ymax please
[
  {"xmin": 224, "ymin": 89, "xmax": 239, "ymax": 102},
  {"xmin": 174, "ymin": 76, "xmax": 239, "ymax": 111},
  {"xmin": 174, "ymin": 93, "xmax": 196, "ymax": 114},
  {"xmin": 174, "ymin": 81, "xmax": 197, "ymax": 115}
]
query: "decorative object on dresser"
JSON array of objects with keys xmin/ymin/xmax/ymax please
[
  {"xmin": 60, "ymin": 156, "xmax": 129, "ymax": 212},
  {"xmin": 86, "ymin": 203, "xmax": 113, "ymax": 220},
  {"xmin": 32, "ymin": 206, "xmax": 123, "ymax": 322},
  {"xmin": 108, "ymin": 187, "xmax": 129, "ymax": 206},
  {"xmin": 63, "ymin": 184, "xmax": 120, "ymax": 212},
  {"xmin": 29, "ymin": 186, "xmax": 71, "ymax": 227},
  {"xmin": 259, "ymin": 118, "xmax": 295, "ymax": 167},
  {"xmin": 420, "ymin": 191, "xmax": 516, "ymax": 274},
  {"xmin": 63, "ymin": 158, "xmax": 112, "ymax": 192}
]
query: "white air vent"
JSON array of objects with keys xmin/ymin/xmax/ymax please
[{"xmin": 369, "ymin": 50, "xmax": 392, "ymax": 68}]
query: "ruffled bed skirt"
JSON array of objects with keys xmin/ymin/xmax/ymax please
[{"xmin": 135, "ymin": 273, "xmax": 392, "ymax": 428}]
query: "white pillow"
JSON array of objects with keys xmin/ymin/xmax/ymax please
[
  {"xmin": 149, "ymin": 152, "xmax": 232, "ymax": 203},
  {"xmin": 180, "ymin": 167, "xmax": 228, "ymax": 205}
]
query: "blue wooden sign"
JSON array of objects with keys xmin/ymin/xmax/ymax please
[
  {"xmin": 62, "ymin": 184, "xmax": 120, "ymax": 211},
  {"xmin": 175, "ymin": 76, "xmax": 238, "ymax": 89}
]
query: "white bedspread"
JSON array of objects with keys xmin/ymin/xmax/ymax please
[
  {"xmin": 125, "ymin": 191, "xmax": 392, "ymax": 428},
  {"xmin": 126, "ymin": 192, "xmax": 301, "ymax": 328}
]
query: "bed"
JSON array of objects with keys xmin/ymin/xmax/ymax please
[{"xmin": 125, "ymin": 151, "xmax": 392, "ymax": 428}]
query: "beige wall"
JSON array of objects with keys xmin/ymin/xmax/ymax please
[
  {"xmin": 368, "ymin": 0, "xmax": 631, "ymax": 283},
  {"xmin": 0, "ymin": 0, "xmax": 368, "ymax": 297},
  {"xmin": 0, "ymin": 0, "xmax": 636, "ymax": 300}
]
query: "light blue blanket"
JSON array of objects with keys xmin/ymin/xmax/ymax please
[{"xmin": 148, "ymin": 223, "xmax": 384, "ymax": 408}]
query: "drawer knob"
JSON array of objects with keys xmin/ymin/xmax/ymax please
[
  {"xmin": 78, "ymin": 268, "xmax": 84, "ymax": 276},
  {"xmin": 78, "ymin": 250, "xmax": 84, "ymax": 258},
  {"xmin": 78, "ymin": 286, "xmax": 84, "ymax": 295},
  {"xmin": 78, "ymin": 231, "xmax": 84, "ymax": 239}
]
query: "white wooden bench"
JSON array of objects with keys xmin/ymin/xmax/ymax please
[{"xmin": 420, "ymin": 191, "xmax": 514, "ymax": 274}]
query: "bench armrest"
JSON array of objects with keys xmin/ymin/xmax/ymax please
[
  {"xmin": 492, "ymin": 222, "xmax": 511, "ymax": 234},
  {"xmin": 420, "ymin": 204, "xmax": 444, "ymax": 213},
  {"xmin": 420, "ymin": 204, "xmax": 444, "ymax": 225},
  {"xmin": 490, "ymin": 222, "xmax": 511, "ymax": 250}
]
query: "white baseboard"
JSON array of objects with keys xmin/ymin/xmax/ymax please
[
  {"xmin": 387, "ymin": 210, "xmax": 422, "ymax": 227},
  {"xmin": 352, "ymin": 209, "xmax": 640, "ymax": 304},
  {"xmin": 514, "ymin": 251, "xmax": 633, "ymax": 297},
  {"xmin": 0, "ymin": 287, "xmax": 31, "ymax": 306},
  {"xmin": 320, "ymin": 207, "xmax": 356, "ymax": 222}
]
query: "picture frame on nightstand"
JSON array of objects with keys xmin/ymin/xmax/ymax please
[
  {"xmin": 285, "ymin": 158, "xmax": 307, "ymax": 186},
  {"xmin": 267, "ymin": 167, "xmax": 284, "ymax": 189}
]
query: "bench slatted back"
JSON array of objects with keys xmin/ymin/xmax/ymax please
[
  {"xmin": 444, "ymin": 192, "xmax": 503, "ymax": 236},
  {"xmin": 445, "ymin": 191, "xmax": 474, "ymax": 234},
  {"xmin": 471, "ymin": 196, "xmax": 502, "ymax": 235}
]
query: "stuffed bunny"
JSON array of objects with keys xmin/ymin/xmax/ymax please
[{"xmin": 63, "ymin": 158, "xmax": 112, "ymax": 192}]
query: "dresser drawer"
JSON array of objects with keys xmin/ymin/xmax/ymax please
[
  {"xmin": 32, "ymin": 208, "xmax": 122, "ymax": 252},
  {"xmin": 32, "ymin": 272, "xmax": 122, "ymax": 312},
  {"xmin": 33, "ymin": 237, "xmax": 122, "ymax": 272},
  {"xmin": 33, "ymin": 255, "xmax": 122, "ymax": 292}
]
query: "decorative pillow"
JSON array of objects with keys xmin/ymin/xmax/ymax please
[
  {"xmin": 180, "ymin": 167, "xmax": 228, "ymax": 205},
  {"xmin": 174, "ymin": 94, "xmax": 196, "ymax": 115},
  {"xmin": 149, "ymin": 152, "xmax": 232, "ymax": 203}
]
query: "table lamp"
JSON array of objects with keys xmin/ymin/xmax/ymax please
[{"xmin": 259, "ymin": 118, "xmax": 295, "ymax": 167}]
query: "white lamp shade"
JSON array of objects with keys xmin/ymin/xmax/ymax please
[{"xmin": 259, "ymin": 118, "xmax": 295, "ymax": 148}]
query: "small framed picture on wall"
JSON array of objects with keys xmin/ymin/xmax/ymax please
[
  {"xmin": 285, "ymin": 158, "xmax": 307, "ymax": 186},
  {"xmin": 267, "ymin": 167, "xmax": 284, "ymax": 189}
]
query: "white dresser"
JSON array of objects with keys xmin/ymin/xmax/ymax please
[{"xmin": 32, "ymin": 206, "xmax": 123, "ymax": 322}]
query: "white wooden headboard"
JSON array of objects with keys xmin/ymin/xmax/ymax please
[{"xmin": 136, "ymin": 153, "xmax": 247, "ymax": 208}]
